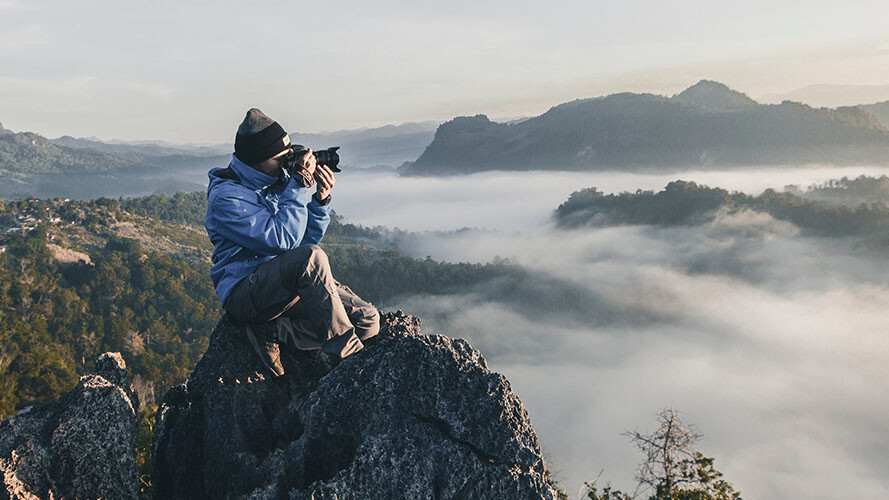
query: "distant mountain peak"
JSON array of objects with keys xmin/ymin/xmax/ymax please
[
  {"xmin": 684, "ymin": 79, "xmax": 730, "ymax": 91},
  {"xmin": 433, "ymin": 114, "xmax": 495, "ymax": 137},
  {"xmin": 674, "ymin": 80, "xmax": 759, "ymax": 111}
]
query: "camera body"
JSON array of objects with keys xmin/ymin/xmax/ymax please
[{"xmin": 283, "ymin": 145, "xmax": 342, "ymax": 173}]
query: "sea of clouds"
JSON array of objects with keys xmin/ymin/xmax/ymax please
[{"xmin": 332, "ymin": 166, "xmax": 889, "ymax": 500}]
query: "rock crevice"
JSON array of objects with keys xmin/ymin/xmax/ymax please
[{"xmin": 411, "ymin": 412, "xmax": 533, "ymax": 470}]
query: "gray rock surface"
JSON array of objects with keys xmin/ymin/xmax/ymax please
[
  {"xmin": 154, "ymin": 311, "xmax": 558, "ymax": 500},
  {"xmin": 0, "ymin": 352, "xmax": 139, "ymax": 500}
]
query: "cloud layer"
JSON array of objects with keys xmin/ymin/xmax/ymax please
[{"xmin": 335, "ymin": 167, "xmax": 889, "ymax": 499}]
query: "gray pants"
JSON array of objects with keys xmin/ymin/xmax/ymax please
[{"xmin": 225, "ymin": 244, "xmax": 380, "ymax": 358}]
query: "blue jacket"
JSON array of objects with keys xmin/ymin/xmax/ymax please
[{"xmin": 205, "ymin": 154, "xmax": 331, "ymax": 306}]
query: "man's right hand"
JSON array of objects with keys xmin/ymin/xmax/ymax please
[{"xmin": 314, "ymin": 164, "xmax": 336, "ymax": 201}]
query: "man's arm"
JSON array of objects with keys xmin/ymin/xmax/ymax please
[
  {"xmin": 303, "ymin": 164, "xmax": 336, "ymax": 244},
  {"xmin": 303, "ymin": 195, "xmax": 330, "ymax": 245},
  {"xmin": 209, "ymin": 176, "xmax": 319, "ymax": 255}
]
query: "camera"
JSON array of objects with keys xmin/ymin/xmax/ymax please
[{"xmin": 283, "ymin": 145, "xmax": 342, "ymax": 173}]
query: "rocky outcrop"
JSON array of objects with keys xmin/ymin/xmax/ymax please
[
  {"xmin": 154, "ymin": 311, "xmax": 558, "ymax": 499},
  {"xmin": 0, "ymin": 352, "xmax": 139, "ymax": 500}
]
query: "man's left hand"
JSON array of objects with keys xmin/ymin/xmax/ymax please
[{"xmin": 314, "ymin": 164, "xmax": 336, "ymax": 201}]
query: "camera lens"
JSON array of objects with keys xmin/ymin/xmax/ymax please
[{"xmin": 315, "ymin": 147, "xmax": 341, "ymax": 172}]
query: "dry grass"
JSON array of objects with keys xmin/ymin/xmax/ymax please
[{"xmin": 46, "ymin": 243, "xmax": 92, "ymax": 265}]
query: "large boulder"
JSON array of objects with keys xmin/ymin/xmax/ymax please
[
  {"xmin": 0, "ymin": 352, "xmax": 139, "ymax": 500},
  {"xmin": 154, "ymin": 311, "xmax": 558, "ymax": 499}
]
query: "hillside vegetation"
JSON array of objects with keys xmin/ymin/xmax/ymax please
[
  {"xmin": 555, "ymin": 175, "xmax": 889, "ymax": 246},
  {"xmin": 1, "ymin": 124, "xmax": 147, "ymax": 174},
  {"xmin": 0, "ymin": 192, "xmax": 515, "ymax": 419},
  {"xmin": 861, "ymin": 101, "xmax": 889, "ymax": 129}
]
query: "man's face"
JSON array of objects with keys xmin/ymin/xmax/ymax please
[
  {"xmin": 254, "ymin": 147, "xmax": 292, "ymax": 177},
  {"xmin": 272, "ymin": 148, "xmax": 290, "ymax": 165}
]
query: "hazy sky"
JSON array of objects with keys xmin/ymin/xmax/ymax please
[{"xmin": 1, "ymin": 0, "xmax": 888, "ymax": 142}]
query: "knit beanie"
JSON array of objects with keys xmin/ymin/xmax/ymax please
[{"xmin": 234, "ymin": 108, "xmax": 291, "ymax": 164}]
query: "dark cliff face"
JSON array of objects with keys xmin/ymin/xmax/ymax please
[
  {"xmin": 153, "ymin": 311, "xmax": 558, "ymax": 500},
  {"xmin": 0, "ymin": 353, "xmax": 139, "ymax": 500},
  {"xmin": 403, "ymin": 81, "xmax": 889, "ymax": 176}
]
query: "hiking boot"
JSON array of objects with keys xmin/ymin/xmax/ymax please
[{"xmin": 244, "ymin": 323, "xmax": 285, "ymax": 377}]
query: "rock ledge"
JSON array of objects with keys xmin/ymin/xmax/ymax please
[{"xmin": 154, "ymin": 311, "xmax": 557, "ymax": 499}]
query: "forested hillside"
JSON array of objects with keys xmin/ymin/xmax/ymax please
[
  {"xmin": 555, "ymin": 175, "xmax": 889, "ymax": 246},
  {"xmin": 861, "ymin": 101, "xmax": 889, "ymax": 129},
  {"xmin": 1, "ymin": 124, "xmax": 146, "ymax": 174},
  {"xmin": 0, "ymin": 193, "xmax": 516, "ymax": 420},
  {"xmin": 798, "ymin": 174, "xmax": 889, "ymax": 206}
]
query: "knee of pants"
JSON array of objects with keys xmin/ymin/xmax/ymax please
[
  {"xmin": 302, "ymin": 244, "xmax": 328, "ymax": 267},
  {"xmin": 364, "ymin": 307, "xmax": 381, "ymax": 336},
  {"xmin": 271, "ymin": 245, "xmax": 330, "ymax": 293}
]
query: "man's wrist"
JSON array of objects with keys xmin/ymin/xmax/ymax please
[{"xmin": 313, "ymin": 192, "xmax": 331, "ymax": 205}]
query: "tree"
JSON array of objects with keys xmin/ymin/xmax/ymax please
[{"xmin": 586, "ymin": 408, "xmax": 742, "ymax": 500}]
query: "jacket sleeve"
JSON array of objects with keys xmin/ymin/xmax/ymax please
[
  {"xmin": 209, "ymin": 177, "xmax": 319, "ymax": 255},
  {"xmin": 303, "ymin": 196, "xmax": 331, "ymax": 245}
]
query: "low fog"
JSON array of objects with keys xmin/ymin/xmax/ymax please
[
  {"xmin": 332, "ymin": 166, "xmax": 889, "ymax": 499},
  {"xmin": 335, "ymin": 165, "xmax": 889, "ymax": 231}
]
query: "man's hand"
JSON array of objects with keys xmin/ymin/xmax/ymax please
[
  {"xmin": 314, "ymin": 164, "xmax": 336, "ymax": 201},
  {"xmin": 299, "ymin": 149, "xmax": 317, "ymax": 175}
]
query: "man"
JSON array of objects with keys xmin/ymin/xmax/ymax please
[{"xmin": 205, "ymin": 108, "xmax": 379, "ymax": 376}]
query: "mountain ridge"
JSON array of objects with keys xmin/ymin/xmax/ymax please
[
  {"xmin": 1, "ymin": 128, "xmax": 149, "ymax": 174},
  {"xmin": 0, "ymin": 120, "xmax": 442, "ymax": 199},
  {"xmin": 403, "ymin": 80, "xmax": 889, "ymax": 176},
  {"xmin": 759, "ymin": 83, "xmax": 889, "ymax": 107}
]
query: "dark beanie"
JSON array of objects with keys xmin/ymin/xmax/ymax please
[{"xmin": 234, "ymin": 108, "xmax": 291, "ymax": 164}]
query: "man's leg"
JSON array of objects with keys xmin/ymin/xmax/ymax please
[
  {"xmin": 282, "ymin": 281, "xmax": 379, "ymax": 346},
  {"xmin": 226, "ymin": 244, "xmax": 363, "ymax": 360},
  {"xmin": 335, "ymin": 282, "xmax": 380, "ymax": 341}
]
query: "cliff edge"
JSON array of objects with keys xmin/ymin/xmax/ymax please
[{"xmin": 153, "ymin": 311, "xmax": 557, "ymax": 499}]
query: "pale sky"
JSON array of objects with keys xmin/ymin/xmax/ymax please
[{"xmin": 1, "ymin": 0, "xmax": 888, "ymax": 143}]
